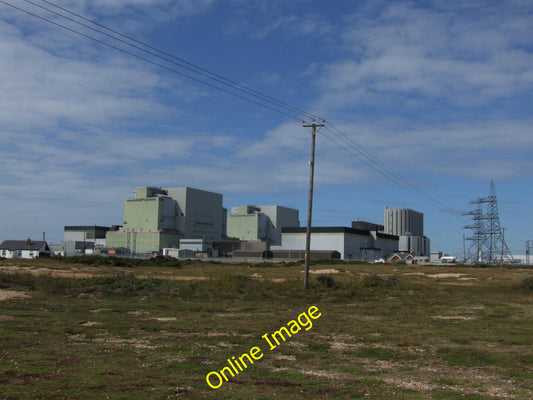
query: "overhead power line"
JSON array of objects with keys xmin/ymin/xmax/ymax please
[
  {"xmin": 321, "ymin": 123, "xmax": 457, "ymax": 214},
  {"xmin": 1, "ymin": 0, "xmax": 308, "ymax": 121},
  {"xmin": 1, "ymin": 0, "xmax": 458, "ymax": 215},
  {"xmin": 33, "ymin": 0, "xmax": 322, "ymax": 123}
]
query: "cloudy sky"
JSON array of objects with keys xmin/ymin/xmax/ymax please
[{"xmin": 1, "ymin": 0, "xmax": 532, "ymax": 257}]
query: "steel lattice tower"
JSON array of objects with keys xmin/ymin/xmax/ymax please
[
  {"xmin": 463, "ymin": 202, "xmax": 487, "ymax": 263},
  {"xmin": 464, "ymin": 181, "xmax": 514, "ymax": 264}
]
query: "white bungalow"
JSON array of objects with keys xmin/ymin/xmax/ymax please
[{"xmin": 0, "ymin": 239, "xmax": 53, "ymax": 259}]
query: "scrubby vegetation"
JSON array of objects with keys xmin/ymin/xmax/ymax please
[
  {"xmin": 520, "ymin": 276, "xmax": 533, "ymax": 290},
  {"xmin": 55, "ymin": 255, "xmax": 186, "ymax": 268},
  {"xmin": 0, "ymin": 260, "xmax": 532, "ymax": 399}
]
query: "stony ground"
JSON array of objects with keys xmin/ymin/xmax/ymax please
[{"xmin": 1, "ymin": 258, "xmax": 532, "ymax": 399}]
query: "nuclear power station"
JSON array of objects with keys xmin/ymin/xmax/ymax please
[{"xmin": 13, "ymin": 185, "xmax": 436, "ymax": 262}]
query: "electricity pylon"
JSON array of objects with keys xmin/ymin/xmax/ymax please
[
  {"xmin": 463, "ymin": 202, "xmax": 487, "ymax": 263},
  {"xmin": 464, "ymin": 181, "xmax": 514, "ymax": 264}
]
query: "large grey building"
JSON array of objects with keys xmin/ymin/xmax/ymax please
[
  {"xmin": 64, "ymin": 225, "xmax": 110, "ymax": 242},
  {"xmin": 384, "ymin": 207, "xmax": 424, "ymax": 236},
  {"xmin": 384, "ymin": 207, "xmax": 429, "ymax": 256},
  {"xmin": 61, "ymin": 225, "xmax": 113, "ymax": 256}
]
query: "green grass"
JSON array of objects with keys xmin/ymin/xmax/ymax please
[
  {"xmin": 437, "ymin": 347, "xmax": 507, "ymax": 367},
  {"xmin": 0, "ymin": 260, "xmax": 532, "ymax": 399}
]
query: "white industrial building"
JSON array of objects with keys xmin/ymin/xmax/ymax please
[{"xmin": 277, "ymin": 227, "xmax": 399, "ymax": 261}]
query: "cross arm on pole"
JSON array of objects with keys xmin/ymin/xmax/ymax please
[{"xmin": 302, "ymin": 119, "xmax": 325, "ymax": 289}]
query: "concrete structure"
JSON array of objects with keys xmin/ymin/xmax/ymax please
[
  {"xmin": 271, "ymin": 250, "xmax": 341, "ymax": 261},
  {"xmin": 62, "ymin": 225, "xmax": 112, "ymax": 256},
  {"xmin": 430, "ymin": 251, "xmax": 443, "ymax": 262},
  {"xmin": 227, "ymin": 205, "xmax": 299, "ymax": 246},
  {"xmin": 279, "ymin": 227, "xmax": 390, "ymax": 261},
  {"xmin": 352, "ymin": 220, "xmax": 384, "ymax": 232},
  {"xmin": 367, "ymin": 231, "xmax": 400, "ymax": 261},
  {"xmin": 106, "ymin": 187, "xmax": 225, "ymax": 254},
  {"xmin": 384, "ymin": 207, "xmax": 424, "ymax": 237},
  {"xmin": 0, "ymin": 239, "xmax": 52, "ymax": 259},
  {"xmin": 349, "ymin": 220, "xmax": 398, "ymax": 261},
  {"xmin": 384, "ymin": 207, "xmax": 430, "ymax": 256},
  {"xmin": 277, "ymin": 224, "xmax": 400, "ymax": 261},
  {"xmin": 162, "ymin": 248, "xmax": 196, "ymax": 259},
  {"xmin": 64, "ymin": 226, "xmax": 110, "ymax": 243},
  {"xmin": 399, "ymin": 235, "xmax": 430, "ymax": 257},
  {"xmin": 179, "ymin": 238, "xmax": 212, "ymax": 253},
  {"xmin": 50, "ymin": 243, "xmax": 65, "ymax": 257}
]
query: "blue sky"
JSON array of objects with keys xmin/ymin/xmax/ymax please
[{"xmin": 1, "ymin": 0, "xmax": 532, "ymax": 257}]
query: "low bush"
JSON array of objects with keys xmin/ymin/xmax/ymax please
[
  {"xmin": 362, "ymin": 274, "xmax": 400, "ymax": 288},
  {"xmin": 520, "ymin": 276, "xmax": 533, "ymax": 290},
  {"xmin": 314, "ymin": 274, "xmax": 339, "ymax": 289},
  {"xmin": 57, "ymin": 255, "xmax": 182, "ymax": 268}
]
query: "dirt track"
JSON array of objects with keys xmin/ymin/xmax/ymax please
[
  {"xmin": 0, "ymin": 289, "xmax": 30, "ymax": 301},
  {"xmin": 0, "ymin": 264, "xmax": 207, "ymax": 281}
]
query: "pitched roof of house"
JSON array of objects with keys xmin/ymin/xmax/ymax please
[
  {"xmin": 389, "ymin": 252, "xmax": 415, "ymax": 260},
  {"xmin": 0, "ymin": 240, "xmax": 50, "ymax": 251}
]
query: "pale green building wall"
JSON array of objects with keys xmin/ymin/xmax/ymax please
[
  {"xmin": 227, "ymin": 214, "xmax": 261, "ymax": 241},
  {"xmin": 105, "ymin": 231, "xmax": 125, "ymax": 249},
  {"xmin": 123, "ymin": 198, "xmax": 162, "ymax": 232},
  {"xmin": 106, "ymin": 186, "xmax": 223, "ymax": 253},
  {"xmin": 106, "ymin": 231, "xmax": 180, "ymax": 254},
  {"xmin": 227, "ymin": 205, "xmax": 299, "ymax": 245}
]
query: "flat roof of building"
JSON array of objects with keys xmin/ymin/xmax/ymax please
[
  {"xmin": 376, "ymin": 232, "xmax": 399, "ymax": 240},
  {"xmin": 64, "ymin": 226, "xmax": 111, "ymax": 231},
  {"xmin": 282, "ymin": 226, "xmax": 371, "ymax": 236}
]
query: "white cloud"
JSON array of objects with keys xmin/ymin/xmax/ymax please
[
  {"xmin": 252, "ymin": 13, "xmax": 332, "ymax": 39},
  {"xmin": 319, "ymin": 118, "xmax": 533, "ymax": 183},
  {"xmin": 0, "ymin": 7, "xmax": 216, "ymax": 243},
  {"xmin": 39, "ymin": 0, "xmax": 217, "ymax": 26},
  {"xmin": 238, "ymin": 122, "xmax": 306, "ymax": 158},
  {"xmin": 296, "ymin": 1, "xmax": 533, "ymax": 187},
  {"xmin": 317, "ymin": 2, "xmax": 533, "ymax": 109},
  {"xmin": 1, "ymin": 0, "xmax": 532, "ymax": 251},
  {"xmin": 0, "ymin": 22, "xmax": 178, "ymax": 132}
]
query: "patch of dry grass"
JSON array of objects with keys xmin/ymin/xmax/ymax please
[{"xmin": 0, "ymin": 259, "xmax": 532, "ymax": 399}]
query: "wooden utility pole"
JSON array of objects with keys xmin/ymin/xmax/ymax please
[
  {"xmin": 463, "ymin": 234, "xmax": 466, "ymax": 264},
  {"xmin": 501, "ymin": 227, "xmax": 505, "ymax": 265},
  {"xmin": 303, "ymin": 120, "xmax": 324, "ymax": 289}
]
